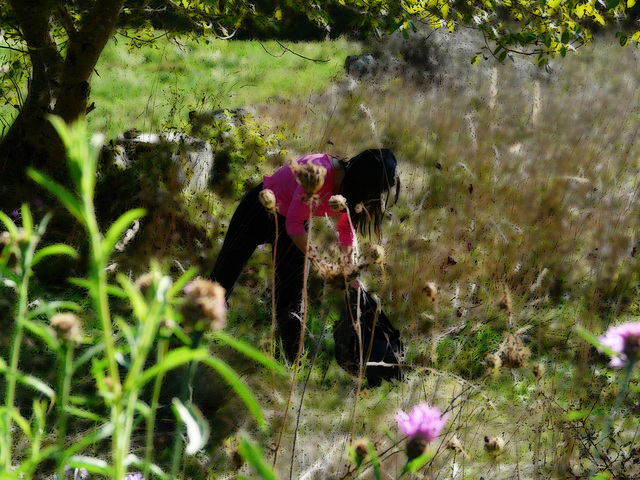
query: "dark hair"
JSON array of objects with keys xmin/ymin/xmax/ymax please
[{"xmin": 340, "ymin": 148, "xmax": 399, "ymax": 238}]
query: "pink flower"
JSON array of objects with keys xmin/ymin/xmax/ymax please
[
  {"xmin": 396, "ymin": 402, "xmax": 448, "ymax": 442},
  {"xmin": 599, "ymin": 322, "xmax": 640, "ymax": 368}
]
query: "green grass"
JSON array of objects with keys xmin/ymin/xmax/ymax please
[{"xmin": 88, "ymin": 34, "xmax": 361, "ymax": 139}]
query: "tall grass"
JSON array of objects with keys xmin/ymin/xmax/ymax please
[{"xmin": 2, "ymin": 27, "xmax": 640, "ymax": 480}]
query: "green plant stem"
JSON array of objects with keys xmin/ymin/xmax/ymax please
[
  {"xmin": 2, "ymin": 246, "xmax": 32, "ymax": 470},
  {"xmin": 144, "ymin": 337, "xmax": 169, "ymax": 480},
  {"xmin": 171, "ymin": 329, "xmax": 204, "ymax": 478},
  {"xmin": 273, "ymin": 199, "xmax": 313, "ymax": 468},
  {"xmin": 57, "ymin": 344, "xmax": 74, "ymax": 478}
]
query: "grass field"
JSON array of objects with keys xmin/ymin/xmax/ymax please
[{"xmin": 2, "ymin": 26, "xmax": 640, "ymax": 480}]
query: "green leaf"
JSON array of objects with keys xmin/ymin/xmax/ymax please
[
  {"xmin": 135, "ymin": 347, "xmax": 212, "ymax": 387},
  {"xmin": 21, "ymin": 318, "xmax": 61, "ymax": 353},
  {"xmin": 405, "ymin": 451, "xmax": 435, "ymax": 474},
  {"xmin": 172, "ymin": 398, "xmax": 210, "ymax": 455},
  {"xmin": 20, "ymin": 204, "xmax": 33, "ymax": 235},
  {"xmin": 0, "ymin": 210, "xmax": 18, "ymax": 237},
  {"xmin": 32, "ymin": 243, "xmax": 79, "ymax": 266},
  {"xmin": 103, "ymin": 208, "xmax": 146, "ymax": 257},
  {"xmin": 368, "ymin": 441, "xmax": 382, "ymax": 480},
  {"xmin": 27, "ymin": 169, "xmax": 84, "ymax": 223},
  {"xmin": 574, "ymin": 325, "xmax": 615, "ymax": 357},
  {"xmin": 238, "ymin": 436, "xmax": 277, "ymax": 480},
  {"xmin": 202, "ymin": 356, "xmax": 265, "ymax": 428},
  {"xmin": 67, "ymin": 456, "xmax": 114, "ymax": 477},
  {"xmin": 116, "ymin": 273, "xmax": 148, "ymax": 321},
  {"xmin": 213, "ymin": 331, "xmax": 287, "ymax": 376},
  {"xmin": 168, "ymin": 267, "xmax": 199, "ymax": 298},
  {"xmin": 65, "ymin": 405, "xmax": 106, "ymax": 422},
  {"xmin": 0, "ymin": 365, "xmax": 55, "ymax": 399}
]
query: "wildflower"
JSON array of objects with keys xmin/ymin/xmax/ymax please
[
  {"xmin": 180, "ymin": 278, "xmax": 227, "ymax": 332},
  {"xmin": 50, "ymin": 313, "xmax": 82, "ymax": 343},
  {"xmin": 484, "ymin": 435, "xmax": 505, "ymax": 457},
  {"xmin": 259, "ymin": 188, "xmax": 277, "ymax": 214},
  {"xmin": 598, "ymin": 321, "xmax": 640, "ymax": 367},
  {"xmin": 124, "ymin": 474, "xmax": 144, "ymax": 480},
  {"xmin": 293, "ymin": 161, "xmax": 327, "ymax": 196},
  {"xmin": 329, "ymin": 194, "xmax": 347, "ymax": 211},
  {"xmin": 354, "ymin": 202, "xmax": 364, "ymax": 214},
  {"xmin": 64, "ymin": 466, "xmax": 90, "ymax": 480},
  {"xmin": 396, "ymin": 403, "xmax": 448, "ymax": 459}
]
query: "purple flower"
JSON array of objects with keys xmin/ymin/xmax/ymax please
[
  {"xmin": 10, "ymin": 209, "xmax": 19, "ymax": 219},
  {"xmin": 599, "ymin": 322, "xmax": 640, "ymax": 367},
  {"xmin": 124, "ymin": 473, "xmax": 144, "ymax": 480},
  {"xmin": 396, "ymin": 402, "xmax": 448, "ymax": 442}
]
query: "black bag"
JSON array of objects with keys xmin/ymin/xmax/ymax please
[{"xmin": 333, "ymin": 287, "xmax": 404, "ymax": 386}]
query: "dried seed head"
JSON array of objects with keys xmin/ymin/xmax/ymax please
[
  {"xmin": 353, "ymin": 438, "xmax": 369, "ymax": 463},
  {"xmin": 406, "ymin": 434, "xmax": 428, "ymax": 461},
  {"xmin": 329, "ymin": 194, "xmax": 347, "ymax": 211},
  {"xmin": 50, "ymin": 312, "xmax": 82, "ymax": 343},
  {"xmin": 504, "ymin": 333, "xmax": 531, "ymax": 368},
  {"xmin": 135, "ymin": 272, "xmax": 156, "ymax": 297},
  {"xmin": 446, "ymin": 436, "xmax": 468, "ymax": 458},
  {"xmin": 354, "ymin": 202, "xmax": 364, "ymax": 214},
  {"xmin": 180, "ymin": 278, "xmax": 227, "ymax": 332},
  {"xmin": 424, "ymin": 282, "xmax": 438, "ymax": 301},
  {"xmin": 484, "ymin": 436, "xmax": 505, "ymax": 456},
  {"xmin": 310, "ymin": 249, "xmax": 359, "ymax": 286},
  {"xmin": 294, "ymin": 161, "xmax": 327, "ymax": 196},
  {"xmin": 532, "ymin": 362, "xmax": 545, "ymax": 381},
  {"xmin": 485, "ymin": 352, "xmax": 502, "ymax": 371},
  {"xmin": 259, "ymin": 188, "xmax": 277, "ymax": 214},
  {"xmin": 368, "ymin": 244, "xmax": 386, "ymax": 264},
  {"xmin": 499, "ymin": 288, "xmax": 512, "ymax": 314}
]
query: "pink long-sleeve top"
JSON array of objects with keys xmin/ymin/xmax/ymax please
[{"xmin": 263, "ymin": 153, "xmax": 355, "ymax": 247}]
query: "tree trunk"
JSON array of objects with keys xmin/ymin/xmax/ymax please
[{"xmin": 0, "ymin": 0, "xmax": 124, "ymax": 211}]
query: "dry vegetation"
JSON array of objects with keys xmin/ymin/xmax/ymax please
[{"xmin": 205, "ymin": 28, "xmax": 640, "ymax": 480}]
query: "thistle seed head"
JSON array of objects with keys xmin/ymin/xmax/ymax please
[
  {"xmin": 329, "ymin": 194, "xmax": 347, "ymax": 211},
  {"xmin": 532, "ymin": 362, "xmax": 545, "ymax": 381},
  {"xmin": 484, "ymin": 436, "xmax": 505, "ymax": 456},
  {"xmin": 50, "ymin": 312, "xmax": 82, "ymax": 343},
  {"xmin": 259, "ymin": 188, "xmax": 277, "ymax": 214},
  {"xmin": 180, "ymin": 278, "xmax": 227, "ymax": 332},
  {"xmin": 368, "ymin": 243, "xmax": 386, "ymax": 264},
  {"xmin": 504, "ymin": 333, "xmax": 531, "ymax": 368},
  {"xmin": 353, "ymin": 438, "xmax": 369, "ymax": 463},
  {"xmin": 485, "ymin": 352, "xmax": 502, "ymax": 371},
  {"xmin": 499, "ymin": 287, "xmax": 512, "ymax": 314},
  {"xmin": 293, "ymin": 161, "xmax": 327, "ymax": 196},
  {"xmin": 424, "ymin": 282, "xmax": 438, "ymax": 302}
]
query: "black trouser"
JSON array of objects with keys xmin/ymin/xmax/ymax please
[{"xmin": 213, "ymin": 183, "xmax": 305, "ymax": 360}]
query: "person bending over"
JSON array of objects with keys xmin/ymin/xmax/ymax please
[{"xmin": 212, "ymin": 148, "xmax": 399, "ymax": 360}]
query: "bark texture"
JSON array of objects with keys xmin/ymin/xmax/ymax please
[{"xmin": 0, "ymin": 0, "xmax": 124, "ymax": 210}]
